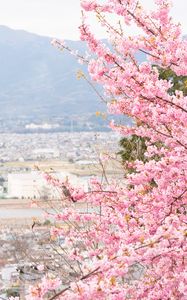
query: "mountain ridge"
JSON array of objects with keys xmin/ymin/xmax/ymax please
[
  {"xmin": 0, "ymin": 25, "xmax": 145, "ymax": 130},
  {"xmin": 0, "ymin": 25, "xmax": 105, "ymax": 120}
]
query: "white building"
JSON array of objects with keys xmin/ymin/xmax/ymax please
[
  {"xmin": 8, "ymin": 171, "xmax": 89, "ymax": 199},
  {"xmin": 8, "ymin": 172, "xmax": 47, "ymax": 199},
  {"xmin": 0, "ymin": 185, "xmax": 4, "ymax": 198}
]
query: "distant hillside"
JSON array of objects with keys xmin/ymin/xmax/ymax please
[
  {"xmin": 0, "ymin": 26, "xmax": 145, "ymax": 122},
  {"xmin": 0, "ymin": 26, "xmax": 102, "ymax": 119}
]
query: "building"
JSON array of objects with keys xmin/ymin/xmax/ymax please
[
  {"xmin": 8, "ymin": 171, "xmax": 89, "ymax": 199},
  {"xmin": 33, "ymin": 148, "xmax": 60, "ymax": 159},
  {"xmin": 8, "ymin": 172, "xmax": 47, "ymax": 199}
]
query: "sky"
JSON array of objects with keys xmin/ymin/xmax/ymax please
[{"xmin": 0, "ymin": 0, "xmax": 186, "ymax": 40}]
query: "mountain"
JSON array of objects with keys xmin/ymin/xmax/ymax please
[
  {"xmin": 0, "ymin": 26, "xmax": 144, "ymax": 126},
  {"xmin": 0, "ymin": 25, "xmax": 106, "ymax": 120}
]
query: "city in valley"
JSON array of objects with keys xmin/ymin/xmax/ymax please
[{"xmin": 0, "ymin": 130, "xmax": 123, "ymax": 298}]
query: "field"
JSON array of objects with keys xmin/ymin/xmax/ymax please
[{"xmin": 3, "ymin": 158, "xmax": 124, "ymax": 176}]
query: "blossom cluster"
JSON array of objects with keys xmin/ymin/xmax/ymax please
[{"xmin": 28, "ymin": 1, "xmax": 187, "ymax": 299}]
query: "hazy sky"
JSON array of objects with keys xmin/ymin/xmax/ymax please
[{"xmin": 0, "ymin": 0, "xmax": 186, "ymax": 40}]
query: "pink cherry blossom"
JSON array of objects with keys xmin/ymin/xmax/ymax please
[{"xmin": 28, "ymin": 1, "xmax": 187, "ymax": 299}]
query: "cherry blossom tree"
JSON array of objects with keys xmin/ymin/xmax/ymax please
[{"xmin": 27, "ymin": 0, "xmax": 187, "ymax": 299}]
